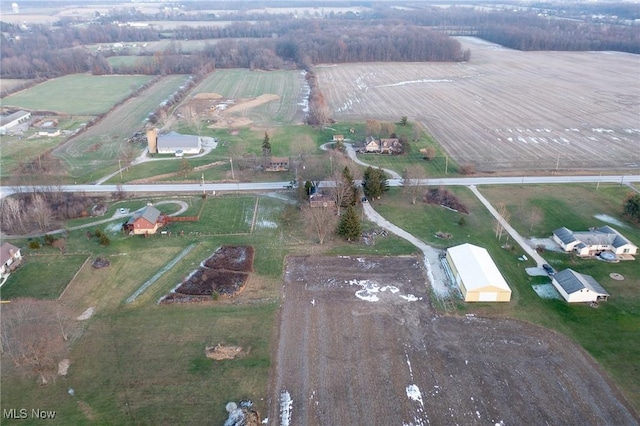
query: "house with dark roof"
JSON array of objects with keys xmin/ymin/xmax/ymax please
[
  {"xmin": 0, "ymin": 242, "xmax": 22, "ymax": 275},
  {"xmin": 552, "ymin": 226, "xmax": 637, "ymax": 258},
  {"xmin": 551, "ymin": 269, "xmax": 609, "ymax": 303},
  {"xmin": 123, "ymin": 205, "xmax": 166, "ymax": 235}
]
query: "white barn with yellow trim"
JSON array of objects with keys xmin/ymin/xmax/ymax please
[{"xmin": 446, "ymin": 243, "xmax": 512, "ymax": 302}]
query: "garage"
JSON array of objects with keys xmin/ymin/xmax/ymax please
[{"xmin": 446, "ymin": 243, "xmax": 512, "ymax": 302}]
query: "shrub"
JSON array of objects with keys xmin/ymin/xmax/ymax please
[
  {"xmin": 99, "ymin": 235, "xmax": 110, "ymax": 246},
  {"xmin": 94, "ymin": 229, "xmax": 103, "ymax": 238},
  {"xmin": 424, "ymin": 187, "xmax": 469, "ymax": 214},
  {"xmin": 28, "ymin": 240, "xmax": 41, "ymax": 249},
  {"xmin": 44, "ymin": 234, "xmax": 56, "ymax": 245}
]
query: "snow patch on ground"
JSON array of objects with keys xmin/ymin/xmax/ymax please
[
  {"xmin": 406, "ymin": 384, "xmax": 423, "ymax": 406},
  {"xmin": 532, "ymin": 284, "xmax": 562, "ymax": 300},
  {"xmin": 594, "ymin": 214, "xmax": 629, "ymax": 228},
  {"xmin": 105, "ymin": 221, "xmax": 123, "ymax": 234},
  {"xmin": 279, "ymin": 390, "xmax": 292, "ymax": 426},
  {"xmin": 347, "ymin": 280, "xmax": 421, "ymax": 302},
  {"xmin": 377, "ymin": 79, "xmax": 452, "ymax": 87}
]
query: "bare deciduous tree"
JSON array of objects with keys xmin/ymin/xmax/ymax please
[
  {"xmin": 1, "ymin": 299, "xmax": 81, "ymax": 384},
  {"xmin": 365, "ymin": 119, "xmax": 381, "ymax": 136},
  {"xmin": 1, "ymin": 197, "xmax": 26, "ymax": 234},
  {"xmin": 403, "ymin": 165, "xmax": 427, "ymax": 205},
  {"xmin": 302, "ymin": 205, "xmax": 337, "ymax": 245},
  {"xmin": 30, "ymin": 193, "xmax": 54, "ymax": 231},
  {"xmin": 527, "ymin": 206, "xmax": 544, "ymax": 231},
  {"xmin": 494, "ymin": 202, "xmax": 511, "ymax": 241}
]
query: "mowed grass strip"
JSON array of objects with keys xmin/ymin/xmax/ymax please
[
  {"xmin": 3, "ymin": 74, "xmax": 153, "ymax": 115},
  {"xmin": 0, "ymin": 254, "xmax": 89, "ymax": 300}
]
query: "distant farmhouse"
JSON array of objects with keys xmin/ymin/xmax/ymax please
[
  {"xmin": 445, "ymin": 243, "xmax": 512, "ymax": 302},
  {"xmin": 552, "ymin": 269, "xmax": 609, "ymax": 303},
  {"xmin": 0, "ymin": 110, "xmax": 31, "ymax": 134},
  {"xmin": 0, "ymin": 242, "xmax": 22, "ymax": 275},
  {"xmin": 553, "ymin": 226, "xmax": 637, "ymax": 258},
  {"xmin": 264, "ymin": 156, "xmax": 290, "ymax": 172},
  {"xmin": 123, "ymin": 205, "xmax": 166, "ymax": 236},
  {"xmin": 332, "ymin": 134, "xmax": 344, "ymax": 142},
  {"xmin": 146, "ymin": 129, "xmax": 201, "ymax": 156},
  {"xmin": 364, "ymin": 136, "xmax": 401, "ymax": 154},
  {"xmin": 38, "ymin": 128, "xmax": 61, "ymax": 137}
]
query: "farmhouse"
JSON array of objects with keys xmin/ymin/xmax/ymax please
[
  {"xmin": 365, "ymin": 137, "xmax": 380, "ymax": 152},
  {"xmin": 445, "ymin": 243, "xmax": 511, "ymax": 302},
  {"xmin": 551, "ymin": 269, "xmax": 609, "ymax": 303},
  {"xmin": 151, "ymin": 131, "xmax": 202, "ymax": 155},
  {"xmin": 264, "ymin": 156, "xmax": 290, "ymax": 172},
  {"xmin": 123, "ymin": 205, "xmax": 166, "ymax": 235},
  {"xmin": 364, "ymin": 137, "xmax": 401, "ymax": 154},
  {"xmin": 309, "ymin": 192, "xmax": 335, "ymax": 208},
  {"xmin": 332, "ymin": 134, "xmax": 345, "ymax": 142},
  {"xmin": 0, "ymin": 242, "xmax": 22, "ymax": 275},
  {"xmin": 552, "ymin": 226, "xmax": 637, "ymax": 258},
  {"xmin": 0, "ymin": 110, "xmax": 31, "ymax": 134},
  {"xmin": 38, "ymin": 128, "xmax": 61, "ymax": 137}
]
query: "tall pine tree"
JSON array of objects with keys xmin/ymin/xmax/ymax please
[
  {"xmin": 262, "ymin": 132, "xmax": 271, "ymax": 156},
  {"xmin": 338, "ymin": 205, "xmax": 361, "ymax": 242}
]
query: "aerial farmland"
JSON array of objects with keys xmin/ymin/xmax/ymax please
[{"xmin": 317, "ymin": 37, "xmax": 640, "ymax": 172}]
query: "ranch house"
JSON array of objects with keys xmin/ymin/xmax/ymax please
[
  {"xmin": 552, "ymin": 226, "xmax": 637, "ymax": 258},
  {"xmin": 123, "ymin": 205, "xmax": 166, "ymax": 236},
  {"xmin": 551, "ymin": 269, "xmax": 609, "ymax": 303},
  {"xmin": 0, "ymin": 242, "xmax": 22, "ymax": 275},
  {"xmin": 445, "ymin": 243, "xmax": 512, "ymax": 302}
]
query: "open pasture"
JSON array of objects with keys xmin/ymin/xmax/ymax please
[
  {"xmin": 191, "ymin": 69, "xmax": 307, "ymax": 126},
  {"xmin": 2, "ymin": 74, "xmax": 153, "ymax": 115},
  {"xmin": 316, "ymin": 37, "xmax": 640, "ymax": 172},
  {"xmin": 52, "ymin": 75, "xmax": 189, "ymax": 181}
]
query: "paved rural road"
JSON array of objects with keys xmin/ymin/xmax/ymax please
[{"xmin": 2, "ymin": 174, "xmax": 638, "ymax": 199}]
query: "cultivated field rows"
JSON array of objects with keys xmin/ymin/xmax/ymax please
[
  {"xmin": 316, "ymin": 37, "xmax": 640, "ymax": 171},
  {"xmin": 194, "ymin": 70, "xmax": 307, "ymax": 125}
]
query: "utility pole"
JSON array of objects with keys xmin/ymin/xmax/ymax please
[
  {"xmin": 201, "ymin": 173, "xmax": 205, "ymax": 195},
  {"xmin": 445, "ymin": 155, "xmax": 448, "ymax": 175},
  {"xmin": 555, "ymin": 153, "xmax": 560, "ymax": 173},
  {"xmin": 230, "ymin": 157, "xmax": 235, "ymax": 180},
  {"xmin": 118, "ymin": 159, "xmax": 123, "ymax": 180}
]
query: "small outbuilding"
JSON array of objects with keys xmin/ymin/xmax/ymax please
[
  {"xmin": 446, "ymin": 243, "xmax": 511, "ymax": 302},
  {"xmin": 551, "ymin": 269, "xmax": 609, "ymax": 303}
]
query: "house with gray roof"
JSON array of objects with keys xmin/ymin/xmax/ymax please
[
  {"xmin": 0, "ymin": 110, "xmax": 31, "ymax": 134},
  {"xmin": 552, "ymin": 226, "xmax": 637, "ymax": 258},
  {"xmin": 123, "ymin": 205, "xmax": 165, "ymax": 235},
  {"xmin": 551, "ymin": 269, "xmax": 609, "ymax": 303}
]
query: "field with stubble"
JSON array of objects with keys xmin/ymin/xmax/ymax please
[
  {"xmin": 316, "ymin": 37, "xmax": 640, "ymax": 172},
  {"xmin": 269, "ymin": 255, "xmax": 638, "ymax": 425}
]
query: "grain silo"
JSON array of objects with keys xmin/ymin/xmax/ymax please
[{"xmin": 146, "ymin": 128, "xmax": 157, "ymax": 154}]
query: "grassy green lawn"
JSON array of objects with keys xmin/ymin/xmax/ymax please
[
  {"xmin": 374, "ymin": 185, "xmax": 640, "ymax": 409},
  {"xmin": 0, "ymin": 254, "xmax": 89, "ymax": 300},
  {"xmin": 2, "ymin": 75, "xmax": 153, "ymax": 115}
]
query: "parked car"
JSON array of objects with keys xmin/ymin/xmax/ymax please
[{"xmin": 542, "ymin": 264, "xmax": 555, "ymax": 275}]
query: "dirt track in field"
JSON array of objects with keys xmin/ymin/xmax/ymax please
[
  {"xmin": 268, "ymin": 256, "xmax": 638, "ymax": 425},
  {"xmin": 316, "ymin": 37, "xmax": 640, "ymax": 171}
]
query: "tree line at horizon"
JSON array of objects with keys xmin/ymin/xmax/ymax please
[{"xmin": 2, "ymin": 5, "xmax": 638, "ymax": 80}]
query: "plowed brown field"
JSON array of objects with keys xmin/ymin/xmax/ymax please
[
  {"xmin": 316, "ymin": 37, "xmax": 640, "ymax": 171},
  {"xmin": 268, "ymin": 255, "xmax": 638, "ymax": 425}
]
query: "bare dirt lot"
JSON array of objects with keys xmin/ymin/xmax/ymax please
[
  {"xmin": 316, "ymin": 37, "xmax": 640, "ymax": 171},
  {"xmin": 181, "ymin": 93, "xmax": 280, "ymax": 129},
  {"xmin": 268, "ymin": 255, "xmax": 638, "ymax": 425}
]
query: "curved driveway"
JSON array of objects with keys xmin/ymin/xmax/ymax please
[{"xmin": 320, "ymin": 142, "xmax": 402, "ymax": 179}]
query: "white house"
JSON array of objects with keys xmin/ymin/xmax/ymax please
[
  {"xmin": 551, "ymin": 269, "xmax": 609, "ymax": 303},
  {"xmin": 445, "ymin": 243, "xmax": 512, "ymax": 302},
  {"xmin": 156, "ymin": 132, "xmax": 202, "ymax": 155},
  {"xmin": 0, "ymin": 242, "xmax": 22, "ymax": 275},
  {"xmin": 0, "ymin": 110, "xmax": 31, "ymax": 134},
  {"xmin": 552, "ymin": 226, "xmax": 637, "ymax": 258}
]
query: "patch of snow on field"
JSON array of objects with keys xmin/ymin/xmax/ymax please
[
  {"xmin": 592, "ymin": 128, "xmax": 614, "ymax": 133},
  {"xmin": 400, "ymin": 294, "xmax": 422, "ymax": 301},
  {"xmin": 105, "ymin": 221, "xmax": 123, "ymax": 234},
  {"xmin": 376, "ymin": 79, "xmax": 452, "ymax": 88},
  {"xmin": 279, "ymin": 390, "xmax": 293, "ymax": 426},
  {"xmin": 532, "ymin": 284, "xmax": 562, "ymax": 300},
  {"xmin": 348, "ymin": 280, "xmax": 419, "ymax": 302},
  {"xmin": 406, "ymin": 384, "xmax": 424, "ymax": 407},
  {"xmin": 594, "ymin": 214, "xmax": 629, "ymax": 228},
  {"xmin": 76, "ymin": 307, "xmax": 95, "ymax": 321},
  {"xmin": 256, "ymin": 219, "xmax": 277, "ymax": 229}
]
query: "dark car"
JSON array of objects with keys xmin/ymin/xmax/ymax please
[{"xmin": 542, "ymin": 264, "xmax": 555, "ymax": 275}]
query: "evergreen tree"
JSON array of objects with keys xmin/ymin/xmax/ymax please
[
  {"xmin": 262, "ymin": 132, "xmax": 271, "ymax": 156},
  {"xmin": 623, "ymin": 193, "xmax": 640, "ymax": 222},
  {"xmin": 362, "ymin": 167, "xmax": 389, "ymax": 200},
  {"xmin": 342, "ymin": 166, "xmax": 357, "ymax": 206},
  {"xmin": 338, "ymin": 205, "xmax": 361, "ymax": 242}
]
